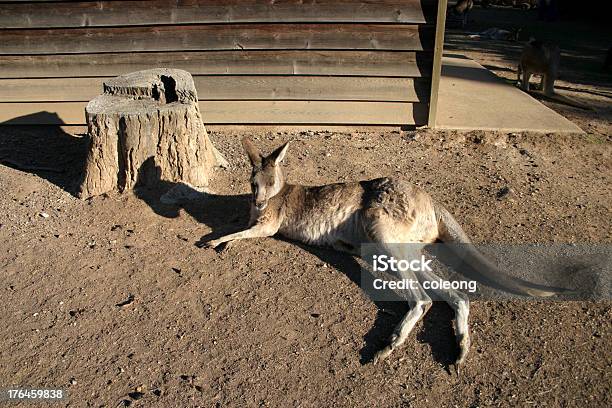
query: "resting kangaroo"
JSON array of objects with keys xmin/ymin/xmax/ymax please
[{"xmin": 204, "ymin": 138, "xmax": 568, "ymax": 369}]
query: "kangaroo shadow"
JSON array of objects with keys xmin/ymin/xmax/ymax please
[
  {"xmin": 132, "ymin": 158, "xmax": 252, "ymax": 240},
  {"xmin": 0, "ymin": 112, "xmax": 88, "ymax": 194},
  {"xmin": 134, "ymin": 159, "xmax": 460, "ymax": 371},
  {"xmin": 132, "ymin": 161, "xmax": 251, "ymax": 235},
  {"xmin": 288, "ymin": 240, "xmax": 459, "ymax": 369}
]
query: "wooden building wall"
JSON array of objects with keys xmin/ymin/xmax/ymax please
[{"xmin": 0, "ymin": 0, "xmax": 445, "ymax": 125}]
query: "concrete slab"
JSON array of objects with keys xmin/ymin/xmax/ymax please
[{"xmin": 436, "ymin": 54, "xmax": 584, "ymax": 133}]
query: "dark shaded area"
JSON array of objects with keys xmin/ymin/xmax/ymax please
[
  {"xmin": 152, "ymin": 75, "xmax": 178, "ymax": 104},
  {"xmin": 417, "ymin": 303, "xmax": 458, "ymax": 370},
  {"xmin": 445, "ymin": 32, "xmax": 612, "ymax": 89},
  {"xmin": 117, "ymin": 117, "xmax": 128, "ymax": 190},
  {"xmin": 0, "ymin": 113, "xmax": 88, "ymax": 194},
  {"xmin": 1, "ymin": 111, "xmax": 67, "ymax": 126},
  {"xmin": 556, "ymin": 0, "xmax": 611, "ymax": 22},
  {"xmin": 160, "ymin": 75, "xmax": 178, "ymax": 104}
]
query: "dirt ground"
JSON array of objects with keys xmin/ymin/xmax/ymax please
[
  {"xmin": 1, "ymin": 125, "xmax": 610, "ymax": 407},
  {"xmin": 1, "ymin": 6, "xmax": 611, "ymax": 408}
]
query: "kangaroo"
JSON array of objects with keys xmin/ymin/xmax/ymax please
[
  {"xmin": 203, "ymin": 138, "xmax": 569, "ymax": 370},
  {"xmin": 518, "ymin": 38, "xmax": 560, "ymax": 96}
]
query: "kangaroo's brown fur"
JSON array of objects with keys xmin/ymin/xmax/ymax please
[{"xmin": 204, "ymin": 138, "xmax": 569, "ymax": 369}]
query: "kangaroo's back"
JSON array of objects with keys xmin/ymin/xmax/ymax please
[
  {"xmin": 520, "ymin": 40, "xmax": 560, "ymax": 73},
  {"xmin": 275, "ymin": 177, "xmax": 438, "ymax": 249}
]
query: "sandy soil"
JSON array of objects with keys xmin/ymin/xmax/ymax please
[
  {"xmin": 1, "ymin": 124, "xmax": 610, "ymax": 407},
  {"xmin": 1, "ymin": 6, "xmax": 611, "ymax": 408}
]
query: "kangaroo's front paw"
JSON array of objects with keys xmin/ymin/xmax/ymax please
[
  {"xmin": 197, "ymin": 239, "xmax": 221, "ymax": 249},
  {"xmin": 218, "ymin": 240, "xmax": 235, "ymax": 252},
  {"xmin": 202, "ymin": 239, "xmax": 234, "ymax": 252}
]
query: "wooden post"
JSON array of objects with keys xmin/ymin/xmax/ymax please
[
  {"xmin": 78, "ymin": 68, "xmax": 224, "ymax": 199},
  {"xmin": 428, "ymin": 0, "xmax": 448, "ymax": 128}
]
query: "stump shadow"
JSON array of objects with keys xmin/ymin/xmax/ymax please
[
  {"xmin": 135, "ymin": 158, "xmax": 460, "ymax": 370},
  {"xmin": 0, "ymin": 113, "xmax": 88, "ymax": 194}
]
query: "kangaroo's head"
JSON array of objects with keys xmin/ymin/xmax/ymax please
[{"xmin": 242, "ymin": 137, "xmax": 290, "ymax": 211}]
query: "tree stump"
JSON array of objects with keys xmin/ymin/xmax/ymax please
[{"xmin": 78, "ymin": 68, "xmax": 225, "ymax": 199}]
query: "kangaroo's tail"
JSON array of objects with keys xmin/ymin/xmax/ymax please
[{"xmin": 434, "ymin": 204, "xmax": 571, "ymax": 297}]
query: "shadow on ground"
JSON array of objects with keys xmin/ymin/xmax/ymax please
[{"xmin": 0, "ymin": 112, "xmax": 88, "ymax": 194}]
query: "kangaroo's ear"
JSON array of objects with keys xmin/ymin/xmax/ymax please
[
  {"xmin": 242, "ymin": 137, "xmax": 262, "ymax": 167},
  {"xmin": 268, "ymin": 142, "xmax": 290, "ymax": 166}
]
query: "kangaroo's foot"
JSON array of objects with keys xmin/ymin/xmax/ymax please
[
  {"xmin": 454, "ymin": 332, "xmax": 471, "ymax": 374},
  {"xmin": 371, "ymin": 299, "xmax": 431, "ymax": 365},
  {"xmin": 453, "ymin": 301, "xmax": 471, "ymax": 372},
  {"xmin": 206, "ymin": 239, "xmax": 235, "ymax": 252},
  {"xmin": 372, "ymin": 342, "xmax": 394, "ymax": 365},
  {"xmin": 415, "ymin": 267, "xmax": 471, "ymax": 373}
]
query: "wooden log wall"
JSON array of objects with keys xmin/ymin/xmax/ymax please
[{"xmin": 0, "ymin": 0, "xmax": 442, "ymax": 125}]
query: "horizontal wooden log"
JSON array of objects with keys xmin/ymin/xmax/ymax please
[
  {"xmin": 0, "ymin": 24, "xmax": 434, "ymax": 55},
  {"xmin": 0, "ymin": 76, "xmax": 430, "ymax": 102},
  {"xmin": 0, "ymin": 51, "xmax": 432, "ymax": 78},
  {"xmin": 0, "ymin": 0, "xmax": 437, "ymax": 28},
  {"xmin": 200, "ymin": 101, "xmax": 428, "ymax": 124},
  {"xmin": 0, "ymin": 101, "xmax": 427, "ymax": 125}
]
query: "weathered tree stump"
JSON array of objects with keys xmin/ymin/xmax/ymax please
[{"xmin": 78, "ymin": 68, "xmax": 225, "ymax": 199}]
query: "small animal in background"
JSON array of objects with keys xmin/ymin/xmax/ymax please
[
  {"xmin": 518, "ymin": 38, "xmax": 560, "ymax": 96},
  {"xmin": 468, "ymin": 27, "xmax": 522, "ymax": 41},
  {"xmin": 449, "ymin": 0, "xmax": 474, "ymax": 28}
]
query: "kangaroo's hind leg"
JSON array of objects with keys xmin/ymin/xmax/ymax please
[
  {"xmin": 364, "ymin": 238, "xmax": 432, "ymax": 364},
  {"xmin": 417, "ymin": 267, "xmax": 471, "ymax": 371},
  {"xmin": 372, "ymin": 269, "xmax": 432, "ymax": 365},
  {"xmin": 543, "ymin": 70, "xmax": 557, "ymax": 96},
  {"xmin": 361, "ymin": 209, "xmax": 436, "ymax": 364},
  {"xmin": 520, "ymin": 66, "xmax": 532, "ymax": 91}
]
